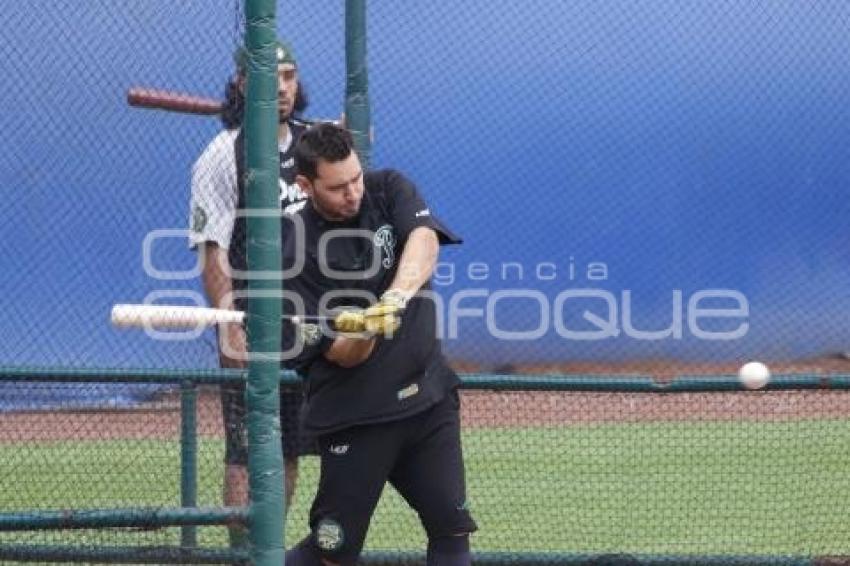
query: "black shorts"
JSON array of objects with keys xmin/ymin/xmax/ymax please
[
  {"xmin": 303, "ymin": 390, "xmax": 477, "ymax": 563},
  {"xmin": 221, "ymin": 382, "xmax": 313, "ymax": 465}
]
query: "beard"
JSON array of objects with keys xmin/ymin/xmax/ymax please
[
  {"xmin": 312, "ymin": 195, "xmax": 361, "ymax": 222},
  {"xmin": 278, "ymin": 105, "xmax": 292, "ymax": 123}
]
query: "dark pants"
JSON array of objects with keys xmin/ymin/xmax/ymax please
[
  {"xmin": 222, "ymin": 384, "xmax": 311, "ymax": 464},
  {"xmin": 303, "ymin": 390, "xmax": 477, "ymax": 564}
]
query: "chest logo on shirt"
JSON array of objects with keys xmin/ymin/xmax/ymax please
[
  {"xmin": 373, "ymin": 224, "xmax": 396, "ymax": 269},
  {"xmin": 279, "ymin": 180, "xmax": 306, "ymax": 207}
]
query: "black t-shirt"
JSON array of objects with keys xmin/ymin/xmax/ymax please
[{"xmin": 281, "ymin": 169, "xmax": 462, "ymax": 435}]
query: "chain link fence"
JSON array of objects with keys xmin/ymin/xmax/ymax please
[{"xmin": 3, "ymin": 1, "xmax": 850, "ymax": 562}]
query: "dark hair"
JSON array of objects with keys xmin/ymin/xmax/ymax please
[
  {"xmin": 220, "ymin": 77, "xmax": 309, "ymax": 130},
  {"xmin": 294, "ymin": 123, "xmax": 355, "ymax": 180}
]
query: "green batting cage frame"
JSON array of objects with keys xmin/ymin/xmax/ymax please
[
  {"xmin": 5, "ymin": 1, "xmax": 850, "ymax": 565},
  {"xmin": 240, "ymin": 0, "xmax": 285, "ymax": 563}
]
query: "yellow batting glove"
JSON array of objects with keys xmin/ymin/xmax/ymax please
[
  {"xmin": 333, "ymin": 310, "xmax": 367, "ymax": 333},
  {"xmin": 362, "ymin": 290, "xmax": 409, "ymax": 336},
  {"xmin": 363, "ymin": 304, "xmax": 402, "ymax": 336}
]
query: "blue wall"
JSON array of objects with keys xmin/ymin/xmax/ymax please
[{"xmin": 3, "ymin": 2, "xmax": 850, "ymax": 368}]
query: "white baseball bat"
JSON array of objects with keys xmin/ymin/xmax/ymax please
[{"xmin": 110, "ymin": 304, "xmax": 332, "ymax": 329}]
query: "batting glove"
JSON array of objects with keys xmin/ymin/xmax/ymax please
[
  {"xmin": 362, "ymin": 304, "xmax": 402, "ymax": 335},
  {"xmin": 332, "ymin": 306, "xmax": 401, "ymax": 336},
  {"xmin": 333, "ymin": 310, "xmax": 368, "ymax": 333},
  {"xmin": 363, "ymin": 290, "xmax": 408, "ymax": 334}
]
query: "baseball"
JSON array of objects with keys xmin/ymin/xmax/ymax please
[{"xmin": 738, "ymin": 361, "xmax": 770, "ymax": 390}]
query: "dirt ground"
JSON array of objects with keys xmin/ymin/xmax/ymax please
[
  {"xmin": 2, "ymin": 355, "xmax": 849, "ymax": 443},
  {"xmin": 457, "ymin": 354, "xmax": 850, "ymax": 426}
]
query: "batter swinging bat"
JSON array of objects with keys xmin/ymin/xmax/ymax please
[{"xmin": 126, "ymin": 87, "xmax": 224, "ymax": 116}]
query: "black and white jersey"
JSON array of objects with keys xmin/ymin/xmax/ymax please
[
  {"xmin": 281, "ymin": 169, "xmax": 462, "ymax": 435},
  {"xmin": 189, "ymin": 118, "xmax": 312, "ymax": 310},
  {"xmin": 188, "ymin": 118, "xmax": 311, "ymax": 251}
]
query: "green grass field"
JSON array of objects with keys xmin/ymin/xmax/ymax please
[{"xmin": 2, "ymin": 419, "xmax": 850, "ymax": 557}]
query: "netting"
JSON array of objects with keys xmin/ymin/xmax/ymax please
[
  {"xmin": 4, "ymin": 1, "xmax": 850, "ymax": 563},
  {"xmin": 5, "ymin": 2, "xmax": 849, "ymax": 369},
  {"xmin": 3, "ymin": 381, "xmax": 850, "ymax": 562},
  {"xmin": 0, "ymin": 382, "xmax": 227, "ymax": 548}
]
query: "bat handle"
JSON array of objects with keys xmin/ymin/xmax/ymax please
[{"xmin": 285, "ymin": 315, "xmax": 334, "ymax": 325}]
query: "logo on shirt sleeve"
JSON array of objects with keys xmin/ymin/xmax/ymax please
[{"xmin": 191, "ymin": 206, "xmax": 208, "ymax": 233}]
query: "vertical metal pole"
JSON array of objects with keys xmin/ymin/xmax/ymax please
[
  {"xmin": 345, "ymin": 0, "xmax": 371, "ymax": 167},
  {"xmin": 180, "ymin": 381, "xmax": 198, "ymax": 547},
  {"xmin": 244, "ymin": 0, "xmax": 285, "ymax": 564}
]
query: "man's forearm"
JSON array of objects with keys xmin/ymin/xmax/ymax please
[
  {"xmin": 201, "ymin": 243, "xmax": 234, "ymax": 309},
  {"xmin": 387, "ymin": 226, "xmax": 439, "ymax": 298},
  {"xmin": 325, "ymin": 335, "xmax": 376, "ymax": 368},
  {"xmin": 200, "ymin": 243, "xmax": 246, "ymax": 367}
]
